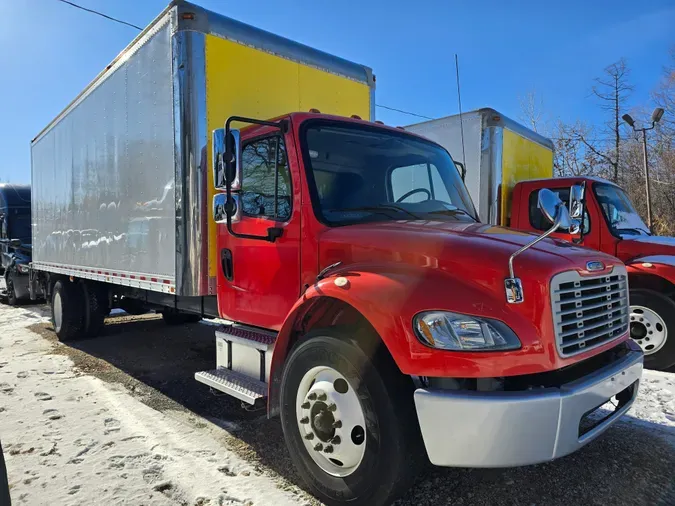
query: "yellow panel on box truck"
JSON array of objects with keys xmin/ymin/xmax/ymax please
[{"xmin": 204, "ymin": 33, "xmax": 372, "ymax": 281}]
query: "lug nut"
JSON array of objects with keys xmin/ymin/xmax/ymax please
[
  {"xmin": 300, "ymin": 417, "xmax": 309, "ymax": 424},
  {"xmin": 333, "ymin": 420, "xmax": 342, "ymax": 429},
  {"xmin": 317, "ymin": 393, "xmax": 327, "ymax": 401},
  {"xmin": 314, "ymin": 443, "xmax": 323, "ymax": 451},
  {"xmin": 327, "ymin": 403, "xmax": 337, "ymax": 412},
  {"xmin": 331, "ymin": 436, "xmax": 341, "ymax": 445},
  {"xmin": 301, "ymin": 401, "xmax": 310, "ymax": 409},
  {"xmin": 324, "ymin": 445, "xmax": 334, "ymax": 454},
  {"xmin": 308, "ymin": 392, "xmax": 317, "ymax": 401},
  {"xmin": 304, "ymin": 433, "xmax": 315, "ymax": 440}
]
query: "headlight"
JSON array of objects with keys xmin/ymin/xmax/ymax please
[
  {"xmin": 414, "ymin": 311, "xmax": 521, "ymax": 351},
  {"xmin": 16, "ymin": 264, "xmax": 29, "ymax": 274}
]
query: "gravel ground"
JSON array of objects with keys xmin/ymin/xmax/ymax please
[{"xmin": 3, "ymin": 302, "xmax": 675, "ymax": 505}]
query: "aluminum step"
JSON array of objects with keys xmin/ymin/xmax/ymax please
[
  {"xmin": 195, "ymin": 368, "xmax": 267, "ymax": 405},
  {"xmin": 215, "ymin": 323, "xmax": 277, "ymax": 351}
]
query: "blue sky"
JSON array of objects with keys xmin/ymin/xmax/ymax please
[{"xmin": 2, "ymin": 0, "xmax": 674, "ymax": 183}]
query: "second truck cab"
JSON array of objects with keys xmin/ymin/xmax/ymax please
[{"xmin": 511, "ymin": 177, "xmax": 675, "ymax": 370}]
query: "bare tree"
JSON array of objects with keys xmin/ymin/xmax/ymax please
[
  {"xmin": 551, "ymin": 120, "xmax": 605, "ymax": 177},
  {"xmin": 583, "ymin": 59, "xmax": 634, "ymax": 183},
  {"xmin": 518, "ymin": 90, "xmax": 546, "ymax": 134},
  {"xmin": 652, "ymin": 46, "xmax": 675, "ymax": 137}
]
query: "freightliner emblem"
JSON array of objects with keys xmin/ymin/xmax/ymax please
[{"xmin": 586, "ymin": 261, "xmax": 605, "ymax": 272}]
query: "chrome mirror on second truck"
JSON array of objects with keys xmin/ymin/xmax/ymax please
[
  {"xmin": 569, "ymin": 182, "xmax": 585, "ymax": 220},
  {"xmin": 212, "ymin": 128, "xmax": 242, "ymax": 191}
]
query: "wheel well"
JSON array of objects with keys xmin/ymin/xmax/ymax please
[
  {"xmin": 268, "ymin": 297, "xmax": 406, "ymax": 417},
  {"xmin": 629, "ymin": 273, "xmax": 675, "ymax": 300}
]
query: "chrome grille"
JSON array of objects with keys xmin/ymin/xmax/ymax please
[{"xmin": 551, "ymin": 267, "xmax": 629, "ymax": 357}]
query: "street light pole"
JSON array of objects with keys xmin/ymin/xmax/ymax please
[
  {"xmin": 640, "ymin": 128, "xmax": 653, "ymax": 230},
  {"xmin": 621, "ymin": 108, "xmax": 665, "ymax": 233}
]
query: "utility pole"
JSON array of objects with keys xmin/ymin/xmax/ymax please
[{"xmin": 622, "ymin": 107, "xmax": 665, "ymax": 232}]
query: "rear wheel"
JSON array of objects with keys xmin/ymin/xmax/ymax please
[
  {"xmin": 52, "ymin": 279, "xmax": 85, "ymax": 341},
  {"xmin": 630, "ymin": 289, "xmax": 675, "ymax": 371},
  {"xmin": 280, "ymin": 330, "xmax": 422, "ymax": 506},
  {"xmin": 5, "ymin": 271, "xmax": 17, "ymax": 306},
  {"xmin": 81, "ymin": 281, "xmax": 107, "ymax": 338}
]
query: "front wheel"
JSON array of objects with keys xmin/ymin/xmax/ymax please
[
  {"xmin": 279, "ymin": 330, "xmax": 422, "ymax": 506},
  {"xmin": 629, "ymin": 289, "xmax": 675, "ymax": 371}
]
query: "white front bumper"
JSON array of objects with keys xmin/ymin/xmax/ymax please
[{"xmin": 414, "ymin": 345, "xmax": 643, "ymax": 468}]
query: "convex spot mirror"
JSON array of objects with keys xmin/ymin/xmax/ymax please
[
  {"xmin": 213, "ymin": 193, "xmax": 241, "ymax": 224},
  {"xmin": 212, "ymin": 128, "xmax": 242, "ymax": 191}
]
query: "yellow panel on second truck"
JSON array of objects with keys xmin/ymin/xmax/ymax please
[
  {"xmin": 204, "ymin": 34, "xmax": 372, "ymax": 280},
  {"xmin": 500, "ymin": 128, "xmax": 553, "ymax": 225}
]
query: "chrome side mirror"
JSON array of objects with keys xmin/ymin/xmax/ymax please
[
  {"xmin": 538, "ymin": 188, "xmax": 579, "ymax": 233},
  {"xmin": 213, "ymin": 193, "xmax": 241, "ymax": 224},
  {"xmin": 538, "ymin": 188, "xmax": 563, "ymax": 228},
  {"xmin": 212, "ymin": 128, "xmax": 242, "ymax": 191},
  {"xmin": 506, "ymin": 189, "xmax": 580, "ymax": 304},
  {"xmin": 569, "ymin": 183, "xmax": 585, "ymax": 220}
]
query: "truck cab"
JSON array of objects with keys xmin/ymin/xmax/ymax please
[
  {"xmin": 511, "ymin": 176, "xmax": 675, "ymax": 370},
  {"xmin": 201, "ymin": 112, "xmax": 643, "ymax": 505},
  {"xmin": 0, "ymin": 183, "xmax": 36, "ymax": 304}
]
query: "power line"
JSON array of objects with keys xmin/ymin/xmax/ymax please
[
  {"xmin": 52, "ymin": 1, "xmax": 437, "ymax": 123},
  {"xmin": 375, "ymin": 104, "xmax": 433, "ymax": 120},
  {"xmin": 55, "ymin": 0, "xmax": 143, "ymax": 31}
]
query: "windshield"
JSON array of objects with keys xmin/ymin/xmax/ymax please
[
  {"xmin": 594, "ymin": 183, "xmax": 650, "ymax": 236},
  {"xmin": 302, "ymin": 122, "xmax": 477, "ymax": 226}
]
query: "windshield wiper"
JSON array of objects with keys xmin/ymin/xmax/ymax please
[
  {"xmin": 427, "ymin": 208, "xmax": 478, "ymax": 222},
  {"xmin": 328, "ymin": 205, "xmax": 422, "ymax": 220}
]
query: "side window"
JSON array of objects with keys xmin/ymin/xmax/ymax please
[
  {"xmin": 528, "ymin": 188, "xmax": 590, "ymax": 233},
  {"xmin": 390, "ymin": 163, "xmax": 451, "ymax": 203},
  {"xmin": 241, "ymin": 136, "xmax": 292, "ymax": 221}
]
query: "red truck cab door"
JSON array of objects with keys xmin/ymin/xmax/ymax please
[
  {"xmin": 511, "ymin": 183, "xmax": 602, "ymax": 251},
  {"xmin": 216, "ymin": 125, "xmax": 302, "ymax": 331}
]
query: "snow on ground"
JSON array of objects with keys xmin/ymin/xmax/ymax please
[
  {"xmin": 1, "ymin": 301, "xmax": 675, "ymax": 506},
  {"xmin": 0, "ymin": 305, "xmax": 307, "ymax": 506},
  {"xmin": 627, "ymin": 368, "xmax": 675, "ymax": 437}
]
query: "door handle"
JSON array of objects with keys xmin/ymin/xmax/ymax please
[{"xmin": 221, "ymin": 248, "xmax": 233, "ymax": 281}]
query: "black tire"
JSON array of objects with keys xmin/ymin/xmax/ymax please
[
  {"xmin": 6, "ymin": 270, "xmax": 17, "ymax": 306},
  {"xmin": 81, "ymin": 281, "xmax": 107, "ymax": 338},
  {"xmin": 51, "ymin": 279, "xmax": 85, "ymax": 341},
  {"xmin": 161, "ymin": 310, "xmax": 202, "ymax": 325},
  {"xmin": 630, "ymin": 289, "xmax": 675, "ymax": 371},
  {"xmin": 280, "ymin": 329, "xmax": 423, "ymax": 506}
]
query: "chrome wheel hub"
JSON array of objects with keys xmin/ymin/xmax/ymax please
[
  {"xmin": 296, "ymin": 366, "xmax": 366, "ymax": 477},
  {"xmin": 630, "ymin": 305, "xmax": 667, "ymax": 355}
]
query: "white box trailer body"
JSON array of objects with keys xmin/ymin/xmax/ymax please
[
  {"xmin": 405, "ymin": 109, "xmax": 554, "ymax": 225},
  {"xmin": 30, "ymin": 0, "xmax": 374, "ymax": 298}
]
